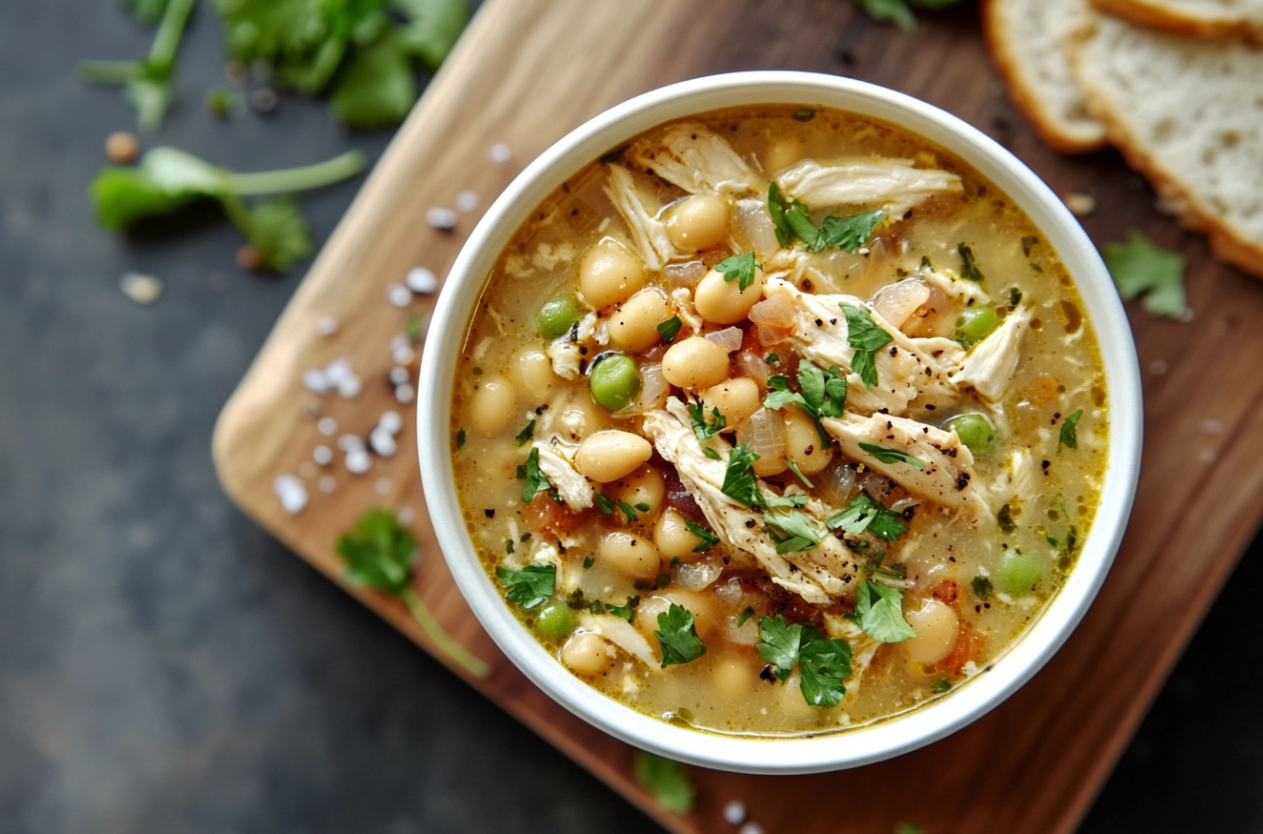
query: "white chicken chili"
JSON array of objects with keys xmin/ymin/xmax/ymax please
[{"xmin": 450, "ymin": 105, "xmax": 1107, "ymax": 736}]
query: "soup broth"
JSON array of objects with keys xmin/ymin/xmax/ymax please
[{"xmin": 450, "ymin": 105, "xmax": 1107, "ymax": 736}]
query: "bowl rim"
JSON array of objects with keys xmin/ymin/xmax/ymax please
[{"xmin": 417, "ymin": 70, "xmax": 1143, "ymax": 774}]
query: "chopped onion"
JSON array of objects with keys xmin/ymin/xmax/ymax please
[
  {"xmin": 665, "ymin": 260, "xmax": 707, "ymax": 288},
  {"xmin": 816, "ymin": 461, "xmax": 858, "ymax": 506},
  {"xmin": 673, "ymin": 559, "xmax": 723, "ymax": 591},
  {"xmin": 705, "ymin": 326, "xmax": 744, "ymax": 353},
  {"xmin": 749, "ymin": 295, "xmax": 796, "ymax": 328},
  {"xmin": 738, "ymin": 351, "xmax": 774, "ymax": 384},
  {"xmin": 638, "ymin": 363, "xmax": 669, "ymax": 411},
  {"xmin": 874, "ymin": 278, "xmax": 931, "ymax": 329},
  {"xmin": 737, "ymin": 408, "xmax": 785, "ymax": 461},
  {"xmin": 713, "ymin": 576, "xmax": 743, "ymax": 603},
  {"xmin": 757, "ymin": 324, "xmax": 792, "ymax": 346},
  {"xmin": 726, "ymin": 613, "xmax": 760, "ymax": 646},
  {"xmin": 732, "ymin": 198, "xmax": 780, "ymax": 261}
]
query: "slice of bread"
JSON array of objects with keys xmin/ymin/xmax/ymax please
[
  {"xmin": 982, "ymin": 0, "xmax": 1108, "ymax": 153},
  {"xmin": 1073, "ymin": 12, "xmax": 1263, "ymax": 277},
  {"xmin": 1090, "ymin": 0, "xmax": 1263, "ymax": 44}
]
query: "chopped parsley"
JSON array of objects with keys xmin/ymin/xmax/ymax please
[
  {"xmin": 1058, "ymin": 409, "xmax": 1083, "ymax": 452},
  {"xmin": 607, "ymin": 595, "xmax": 640, "ymax": 621},
  {"xmin": 655, "ymin": 604, "xmax": 706, "ymax": 667},
  {"xmin": 767, "ymin": 182, "xmax": 883, "ymax": 253},
  {"xmin": 495, "ymin": 563, "xmax": 555, "ymax": 610},
  {"xmin": 737, "ymin": 606, "xmax": 755, "ymax": 627},
  {"xmin": 971, "ymin": 575, "xmax": 994, "ymax": 600},
  {"xmin": 764, "ymin": 509, "xmax": 826, "ymax": 554},
  {"xmin": 687, "ymin": 400, "xmax": 727, "ymax": 442},
  {"xmin": 515, "ymin": 419, "xmax": 536, "ymax": 447},
  {"xmin": 714, "ymin": 251, "xmax": 760, "ymax": 291},
  {"xmin": 756, "ymin": 615, "xmax": 853, "ymax": 706},
  {"xmin": 858, "ymin": 441, "xmax": 925, "ymax": 470},
  {"xmin": 656, "ymin": 315, "xmax": 682, "ymax": 343},
  {"xmin": 784, "ymin": 456, "xmax": 815, "ymax": 489},
  {"xmin": 720, "ymin": 444, "xmax": 763, "ymax": 507},
  {"xmin": 1103, "ymin": 229, "xmax": 1187, "ymax": 319},
  {"xmin": 826, "ymin": 491, "xmax": 909, "ymax": 541},
  {"xmin": 406, "ymin": 312, "xmax": 427, "ymax": 344},
  {"xmin": 820, "ymin": 210, "xmax": 885, "ymax": 253},
  {"xmin": 684, "ymin": 520, "xmax": 720, "ymax": 553},
  {"xmin": 455, "ymin": 427, "xmax": 466, "ymax": 450},
  {"xmin": 703, "ymin": 447, "xmax": 721, "ymax": 460},
  {"xmin": 519, "ymin": 447, "xmax": 552, "ymax": 503},
  {"xmin": 997, "ymin": 503, "xmax": 1016, "ymax": 533},
  {"xmin": 854, "ymin": 579, "xmax": 917, "ymax": 643},
  {"xmin": 958, "ymin": 242, "xmax": 985, "ymax": 282},
  {"xmin": 792, "ymin": 108, "xmax": 816, "ymax": 121},
  {"xmin": 764, "ymin": 352, "xmax": 781, "ymax": 365},
  {"xmin": 765, "ymin": 359, "xmax": 848, "ymax": 420},
  {"xmin": 582, "ymin": 556, "xmax": 594, "ymax": 569},
  {"xmin": 933, "ymin": 678, "xmax": 953, "ymax": 694},
  {"xmin": 839, "ymin": 302, "xmax": 893, "ymax": 388}
]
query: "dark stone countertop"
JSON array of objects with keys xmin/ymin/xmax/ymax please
[{"xmin": 2, "ymin": 3, "xmax": 1260, "ymax": 832}]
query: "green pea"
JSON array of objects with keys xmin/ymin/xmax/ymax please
[
  {"xmin": 536, "ymin": 297, "xmax": 579, "ymax": 339},
  {"xmin": 956, "ymin": 304, "xmax": 999, "ymax": 347},
  {"xmin": 994, "ymin": 550, "xmax": 1042, "ymax": 596},
  {"xmin": 589, "ymin": 353, "xmax": 640, "ymax": 411},
  {"xmin": 945, "ymin": 413, "xmax": 995, "ymax": 455},
  {"xmin": 535, "ymin": 598, "xmax": 573, "ymax": 639}
]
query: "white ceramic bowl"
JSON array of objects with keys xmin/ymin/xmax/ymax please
[{"xmin": 418, "ymin": 71, "xmax": 1142, "ymax": 774}]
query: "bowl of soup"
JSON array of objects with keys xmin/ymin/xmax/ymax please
[{"xmin": 417, "ymin": 71, "xmax": 1142, "ymax": 774}]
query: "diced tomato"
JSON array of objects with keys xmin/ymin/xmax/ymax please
[
  {"xmin": 937, "ymin": 622, "xmax": 986, "ymax": 677},
  {"xmin": 521, "ymin": 495, "xmax": 586, "ymax": 537},
  {"xmin": 931, "ymin": 580, "xmax": 959, "ymax": 606}
]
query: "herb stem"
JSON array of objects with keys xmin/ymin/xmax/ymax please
[
  {"xmin": 400, "ymin": 587, "xmax": 491, "ymax": 679},
  {"xmin": 149, "ymin": 0, "xmax": 196, "ymax": 70},
  {"xmin": 77, "ymin": 60, "xmax": 140, "ymax": 85},
  {"xmin": 226, "ymin": 151, "xmax": 368, "ymax": 196}
]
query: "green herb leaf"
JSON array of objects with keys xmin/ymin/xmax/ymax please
[
  {"xmin": 455, "ymin": 428, "xmax": 466, "ymax": 450},
  {"xmin": 765, "ymin": 352, "xmax": 780, "ymax": 365},
  {"xmin": 797, "ymin": 633, "xmax": 853, "ymax": 706},
  {"xmin": 997, "ymin": 503, "xmax": 1015, "ymax": 533},
  {"xmin": 763, "ymin": 492, "xmax": 810, "ymax": 509},
  {"xmin": 395, "ymin": 0, "xmax": 472, "ymax": 71},
  {"xmin": 227, "ymin": 196, "xmax": 313, "ymax": 271},
  {"xmin": 958, "ymin": 242, "xmax": 985, "ymax": 282},
  {"xmin": 329, "ymin": 32, "xmax": 417, "ymax": 129},
  {"xmin": 515, "ymin": 419, "xmax": 536, "ymax": 447},
  {"xmin": 496, "ymin": 563, "xmax": 556, "ymax": 609},
  {"xmin": 684, "ymin": 520, "xmax": 720, "ymax": 553},
  {"xmin": 840, "ymin": 302, "xmax": 893, "ymax": 388},
  {"xmin": 767, "ymin": 182, "xmax": 824, "ymax": 250},
  {"xmin": 655, "ymin": 604, "xmax": 706, "ymax": 667},
  {"xmin": 737, "ymin": 606, "xmax": 755, "ymax": 627},
  {"xmin": 858, "ymin": 442, "xmax": 925, "ymax": 470},
  {"xmin": 765, "ymin": 510, "xmax": 825, "ymax": 553},
  {"xmin": 607, "ymin": 596, "xmax": 640, "ymax": 621},
  {"xmin": 784, "ymin": 456, "xmax": 815, "ymax": 489},
  {"xmin": 633, "ymin": 751, "xmax": 695, "ymax": 814},
  {"xmin": 656, "ymin": 315, "xmax": 682, "ymax": 343},
  {"xmin": 615, "ymin": 500, "xmax": 642, "ymax": 523},
  {"xmin": 855, "ymin": 580, "xmax": 917, "ymax": 643},
  {"xmin": 1103, "ymin": 229, "xmax": 1187, "ymax": 319},
  {"xmin": 720, "ymin": 444, "xmax": 762, "ymax": 507},
  {"xmin": 826, "ymin": 491, "xmax": 909, "ymax": 541},
  {"xmin": 715, "ymin": 251, "xmax": 760, "ymax": 292},
  {"xmin": 933, "ymin": 677, "xmax": 953, "ymax": 694},
  {"xmin": 336, "ymin": 507, "xmax": 417, "ymax": 594},
  {"xmin": 756, "ymin": 615, "xmax": 803, "ymax": 680},
  {"xmin": 851, "ymin": 0, "xmax": 918, "ymax": 30},
  {"xmin": 1059, "ymin": 409, "xmax": 1083, "ymax": 452},
  {"xmin": 703, "ymin": 447, "xmax": 721, "ymax": 460},
  {"xmin": 520, "ymin": 447, "xmax": 552, "ymax": 503},
  {"xmin": 595, "ymin": 494, "xmax": 615, "ymax": 515},
  {"xmin": 821, "ymin": 210, "xmax": 884, "ymax": 252},
  {"xmin": 687, "ymin": 400, "xmax": 726, "ymax": 442},
  {"xmin": 971, "ymin": 575, "xmax": 994, "ymax": 600}
]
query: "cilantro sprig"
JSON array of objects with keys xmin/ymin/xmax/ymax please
[
  {"xmin": 684, "ymin": 520, "xmax": 720, "ymax": 553},
  {"xmin": 336, "ymin": 508, "xmax": 489, "ymax": 678},
  {"xmin": 519, "ymin": 447, "xmax": 553, "ymax": 503},
  {"xmin": 765, "ymin": 509, "xmax": 826, "ymax": 554},
  {"xmin": 858, "ymin": 442, "xmax": 925, "ymax": 470},
  {"xmin": 714, "ymin": 251, "xmax": 761, "ymax": 291},
  {"xmin": 687, "ymin": 400, "xmax": 726, "ymax": 442},
  {"xmin": 826, "ymin": 491, "xmax": 909, "ymax": 541},
  {"xmin": 1058, "ymin": 409, "xmax": 1083, "ymax": 452},
  {"xmin": 756, "ymin": 615, "xmax": 853, "ymax": 706},
  {"xmin": 655, "ymin": 604, "xmax": 707, "ymax": 667},
  {"xmin": 496, "ymin": 563, "xmax": 556, "ymax": 609},
  {"xmin": 634, "ymin": 752, "xmax": 695, "ymax": 814},
  {"xmin": 854, "ymin": 579, "xmax": 917, "ymax": 643},
  {"xmin": 840, "ymin": 302, "xmax": 893, "ymax": 388},
  {"xmin": 1103, "ymin": 229, "xmax": 1187, "ymax": 319},
  {"xmin": 767, "ymin": 183, "xmax": 884, "ymax": 253}
]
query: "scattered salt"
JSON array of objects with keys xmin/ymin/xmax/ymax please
[
  {"xmin": 723, "ymin": 801, "xmax": 747, "ymax": 825},
  {"xmin": 313, "ymin": 445, "xmax": 334, "ymax": 466},
  {"xmin": 325, "ymin": 358, "xmax": 353, "ymax": 384},
  {"xmin": 406, "ymin": 266, "xmax": 439, "ymax": 294},
  {"xmin": 397, "ymin": 506, "xmax": 416, "ymax": 525},
  {"xmin": 315, "ymin": 315, "xmax": 339, "ymax": 336},
  {"xmin": 395, "ymin": 383, "xmax": 416, "ymax": 404},
  {"xmin": 389, "ymin": 365, "xmax": 411, "ymax": 386},
  {"xmin": 369, "ymin": 426, "xmax": 398, "ymax": 457},
  {"xmin": 302, "ymin": 368, "xmax": 331, "ymax": 394},
  {"xmin": 1063, "ymin": 192, "xmax": 1097, "ymax": 217},
  {"xmin": 375, "ymin": 478, "xmax": 392, "ymax": 496},
  {"xmin": 298, "ymin": 462, "xmax": 316, "ymax": 479},
  {"xmin": 273, "ymin": 475, "xmax": 308, "ymax": 515},
  {"xmin": 378, "ymin": 410, "xmax": 403, "ymax": 435},
  {"xmin": 120, "ymin": 272, "xmax": 163, "ymax": 305},
  {"xmin": 1149, "ymin": 360, "xmax": 1169, "ymax": 376},
  {"xmin": 318, "ymin": 475, "xmax": 337, "ymax": 493},
  {"xmin": 390, "ymin": 334, "xmax": 411, "ymax": 354},
  {"xmin": 1201, "ymin": 418, "xmax": 1225, "ymax": 436},
  {"xmin": 1200, "ymin": 448, "xmax": 1218, "ymax": 465},
  {"xmin": 338, "ymin": 434, "xmax": 365, "ymax": 452},
  {"xmin": 426, "ymin": 207, "xmax": 458, "ymax": 230},
  {"xmin": 488, "ymin": 142, "xmax": 512, "ymax": 164},
  {"xmin": 388, "ymin": 283, "xmax": 413, "ymax": 308},
  {"xmin": 393, "ymin": 345, "xmax": 416, "ymax": 366},
  {"xmin": 455, "ymin": 190, "xmax": 479, "ymax": 212},
  {"xmin": 337, "ymin": 374, "xmax": 362, "ymax": 399},
  {"xmin": 317, "ymin": 417, "xmax": 338, "ymax": 436},
  {"xmin": 738, "ymin": 824, "xmax": 765, "ymax": 834},
  {"xmin": 346, "ymin": 447, "xmax": 371, "ymax": 474}
]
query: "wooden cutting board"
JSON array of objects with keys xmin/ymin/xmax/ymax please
[{"xmin": 212, "ymin": 1, "xmax": 1263, "ymax": 831}]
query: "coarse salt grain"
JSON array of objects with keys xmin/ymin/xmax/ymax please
[
  {"xmin": 317, "ymin": 417, "xmax": 338, "ymax": 436},
  {"xmin": 426, "ymin": 207, "xmax": 458, "ymax": 230},
  {"xmin": 723, "ymin": 801, "xmax": 747, "ymax": 825},
  {"xmin": 315, "ymin": 316, "xmax": 339, "ymax": 336},
  {"xmin": 346, "ymin": 448, "xmax": 371, "ymax": 474},
  {"xmin": 337, "ymin": 374, "xmax": 362, "ymax": 399},
  {"xmin": 489, "ymin": 142, "xmax": 511, "ymax": 164},
  {"xmin": 298, "ymin": 462, "xmax": 316, "ymax": 479},
  {"xmin": 370, "ymin": 426, "xmax": 398, "ymax": 457},
  {"xmin": 390, "ymin": 334, "xmax": 410, "ymax": 353},
  {"xmin": 302, "ymin": 368, "xmax": 330, "ymax": 394},
  {"xmin": 273, "ymin": 475, "xmax": 308, "ymax": 514},
  {"xmin": 325, "ymin": 358, "xmax": 352, "ymax": 384},
  {"xmin": 406, "ymin": 266, "xmax": 439, "ymax": 294},
  {"xmin": 455, "ymin": 190, "xmax": 479, "ymax": 212},
  {"xmin": 1149, "ymin": 360, "xmax": 1169, "ymax": 376},
  {"xmin": 1200, "ymin": 418, "xmax": 1225, "ymax": 435},
  {"xmin": 318, "ymin": 475, "xmax": 337, "ymax": 493},
  {"xmin": 1063, "ymin": 192, "xmax": 1096, "ymax": 217},
  {"xmin": 395, "ymin": 383, "xmax": 416, "ymax": 404},
  {"xmin": 738, "ymin": 824, "xmax": 765, "ymax": 834},
  {"xmin": 313, "ymin": 445, "xmax": 334, "ymax": 466},
  {"xmin": 393, "ymin": 345, "xmax": 416, "ymax": 366},
  {"xmin": 397, "ymin": 506, "xmax": 416, "ymax": 525},
  {"xmin": 375, "ymin": 477, "xmax": 392, "ymax": 496},
  {"xmin": 120, "ymin": 272, "xmax": 163, "ymax": 305},
  {"xmin": 388, "ymin": 283, "xmax": 413, "ymax": 308},
  {"xmin": 338, "ymin": 434, "xmax": 364, "ymax": 451},
  {"xmin": 389, "ymin": 365, "xmax": 411, "ymax": 386},
  {"xmin": 378, "ymin": 410, "xmax": 403, "ymax": 435}
]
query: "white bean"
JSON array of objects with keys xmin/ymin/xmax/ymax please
[
  {"xmin": 665, "ymin": 194, "xmax": 729, "ymax": 252},
  {"xmin": 513, "ymin": 347, "xmax": 554, "ymax": 393},
  {"xmin": 608, "ymin": 288, "xmax": 670, "ymax": 353},
  {"xmin": 561, "ymin": 632, "xmax": 616, "ymax": 676},
  {"xmin": 783, "ymin": 405, "xmax": 835, "ymax": 475},
  {"xmin": 702, "ymin": 377, "xmax": 761, "ymax": 429},
  {"xmin": 661, "ymin": 336, "xmax": 730, "ymax": 389},
  {"xmin": 573, "ymin": 430, "xmax": 653, "ymax": 483},
  {"xmin": 598, "ymin": 531, "xmax": 660, "ymax": 581},
  {"xmin": 653, "ymin": 508, "xmax": 706, "ymax": 561},
  {"xmin": 578, "ymin": 237, "xmax": 645, "ymax": 308},
  {"xmin": 694, "ymin": 267, "xmax": 762, "ymax": 325},
  {"xmin": 902, "ymin": 598, "xmax": 960, "ymax": 666},
  {"xmin": 608, "ymin": 465, "xmax": 665, "ymax": 518},
  {"xmin": 469, "ymin": 376, "xmax": 518, "ymax": 436}
]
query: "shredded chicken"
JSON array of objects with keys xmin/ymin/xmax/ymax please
[
  {"xmin": 670, "ymin": 286, "xmax": 703, "ymax": 333},
  {"xmin": 765, "ymin": 277, "xmax": 960, "ymax": 415},
  {"xmin": 545, "ymin": 312, "xmax": 599, "ymax": 381},
  {"xmin": 950, "ymin": 307, "xmax": 1031, "ymax": 402},
  {"xmin": 823, "ymin": 614, "xmax": 881, "ymax": 703},
  {"xmin": 603, "ymin": 165, "xmax": 676, "ymax": 270},
  {"xmin": 534, "ymin": 443, "xmax": 593, "ymax": 510},
  {"xmin": 982, "ymin": 448, "xmax": 1039, "ymax": 511},
  {"xmin": 774, "ymin": 158, "xmax": 963, "ymax": 216},
  {"xmin": 642, "ymin": 399, "xmax": 859, "ymax": 605},
  {"xmin": 821, "ymin": 412, "xmax": 991, "ymax": 518},
  {"xmin": 919, "ymin": 264, "xmax": 991, "ymax": 308},
  {"xmin": 628, "ymin": 122, "xmax": 761, "ymax": 196}
]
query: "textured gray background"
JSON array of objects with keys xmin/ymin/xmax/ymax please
[{"xmin": 2, "ymin": 1, "xmax": 1260, "ymax": 832}]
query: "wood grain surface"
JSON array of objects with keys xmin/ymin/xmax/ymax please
[{"xmin": 212, "ymin": 1, "xmax": 1263, "ymax": 831}]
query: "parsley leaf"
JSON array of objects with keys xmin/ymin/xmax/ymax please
[
  {"xmin": 496, "ymin": 563, "xmax": 556, "ymax": 609},
  {"xmin": 607, "ymin": 596, "xmax": 640, "ymax": 621},
  {"xmin": 765, "ymin": 510, "xmax": 825, "ymax": 554},
  {"xmin": 763, "ymin": 492, "xmax": 809, "ymax": 509},
  {"xmin": 329, "ymin": 32, "xmax": 418, "ymax": 130},
  {"xmin": 720, "ymin": 444, "xmax": 762, "ymax": 507},
  {"xmin": 455, "ymin": 428, "xmax": 466, "ymax": 450},
  {"xmin": 840, "ymin": 302, "xmax": 892, "ymax": 387},
  {"xmin": 826, "ymin": 491, "xmax": 909, "ymax": 541},
  {"xmin": 784, "ymin": 456, "xmax": 815, "ymax": 489},
  {"xmin": 684, "ymin": 520, "xmax": 720, "ymax": 553},
  {"xmin": 714, "ymin": 251, "xmax": 760, "ymax": 292},
  {"xmin": 767, "ymin": 183, "xmax": 884, "ymax": 253},
  {"xmin": 615, "ymin": 499, "xmax": 643, "ymax": 523},
  {"xmin": 687, "ymin": 400, "xmax": 726, "ymax": 442},
  {"xmin": 958, "ymin": 242, "xmax": 985, "ymax": 281},
  {"xmin": 763, "ymin": 360, "xmax": 846, "ymax": 445},
  {"xmin": 520, "ymin": 447, "xmax": 552, "ymax": 503},
  {"xmin": 798, "ymin": 633, "xmax": 853, "ymax": 706},
  {"xmin": 1103, "ymin": 229, "xmax": 1187, "ymax": 319},
  {"xmin": 1059, "ymin": 409, "xmax": 1083, "ymax": 452},
  {"xmin": 656, "ymin": 315, "xmax": 682, "ymax": 343},
  {"xmin": 971, "ymin": 575, "xmax": 994, "ymax": 600},
  {"xmin": 655, "ymin": 604, "xmax": 707, "ymax": 667},
  {"xmin": 737, "ymin": 606, "xmax": 755, "ymax": 627},
  {"xmin": 224, "ymin": 196, "xmax": 313, "ymax": 272},
  {"xmin": 515, "ymin": 419, "xmax": 536, "ymax": 447},
  {"xmin": 755, "ymin": 614, "xmax": 802, "ymax": 680},
  {"xmin": 858, "ymin": 442, "xmax": 925, "ymax": 470},
  {"xmin": 854, "ymin": 580, "xmax": 917, "ymax": 643},
  {"xmin": 821, "ymin": 210, "xmax": 885, "ymax": 252},
  {"xmin": 634, "ymin": 751, "xmax": 695, "ymax": 814}
]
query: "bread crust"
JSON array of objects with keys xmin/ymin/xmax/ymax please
[
  {"xmin": 1070, "ymin": 16, "xmax": 1263, "ymax": 278},
  {"xmin": 1090, "ymin": 0, "xmax": 1263, "ymax": 44},
  {"xmin": 982, "ymin": 0, "xmax": 1109, "ymax": 153}
]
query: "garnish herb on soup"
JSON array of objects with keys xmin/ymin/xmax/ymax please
[{"xmin": 450, "ymin": 106, "xmax": 1107, "ymax": 735}]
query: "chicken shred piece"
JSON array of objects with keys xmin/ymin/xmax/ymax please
[
  {"xmin": 774, "ymin": 158, "xmax": 963, "ymax": 216},
  {"xmin": 765, "ymin": 277, "xmax": 959, "ymax": 415},
  {"xmin": 919, "ymin": 265, "xmax": 991, "ymax": 308},
  {"xmin": 823, "ymin": 614, "xmax": 880, "ymax": 702},
  {"xmin": 950, "ymin": 307, "xmax": 1031, "ymax": 402},
  {"xmin": 578, "ymin": 612, "xmax": 660, "ymax": 669},
  {"xmin": 533, "ymin": 443, "xmax": 593, "ymax": 511},
  {"xmin": 602, "ymin": 164, "xmax": 676, "ymax": 271},
  {"xmin": 821, "ymin": 412, "xmax": 991, "ymax": 518},
  {"xmin": 642, "ymin": 399, "xmax": 858, "ymax": 605},
  {"xmin": 628, "ymin": 122, "xmax": 761, "ymax": 196}
]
